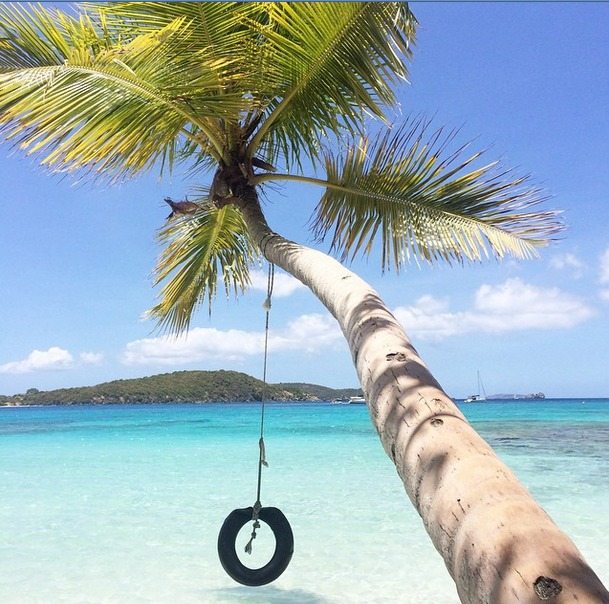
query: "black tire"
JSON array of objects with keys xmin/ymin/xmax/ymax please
[{"xmin": 217, "ymin": 506, "xmax": 294, "ymax": 586}]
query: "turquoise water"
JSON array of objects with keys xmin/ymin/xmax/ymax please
[{"xmin": 1, "ymin": 400, "xmax": 608, "ymax": 603}]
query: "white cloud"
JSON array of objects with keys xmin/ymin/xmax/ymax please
[
  {"xmin": 122, "ymin": 328, "xmax": 261, "ymax": 365},
  {"xmin": 122, "ymin": 277, "xmax": 597, "ymax": 365},
  {"xmin": 121, "ymin": 313, "xmax": 341, "ymax": 366},
  {"xmin": 80, "ymin": 352, "xmax": 104, "ymax": 365},
  {"xmin": 249, "ymin": 269, "xmax": 306, "ymax": 298},
  {"xmin": 393, "ymin": 278, "xmax": 595, "ymax": 341},
  {"xmin": 393, "ymin": 295, "xmax": 464, "ymax": 340},
  {"xmin": 549, "ymin": 252, "xmax": 585, "ymax": 278},
  {"xmin": 600, "ymin": 248, "xmax": 609, "ymax": 285},
  {"xmin": 0, "ymin": 347, "xmax": 74, "ymax": 374},
  {"xmin": 596, "ymin": 248, "xmax": 609, "ymax": 302},
  {"xmin": 269, "ymin": 313, "xmax": 343, "ymax": 353}
]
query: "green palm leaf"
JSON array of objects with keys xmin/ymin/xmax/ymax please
[
  {"xmin": 91, "ymin": 1, "xmax": 255, "ymax": 50},
  {"xmin": 306, "ymin": 119, "xmax": 563, "ymax": 269},
  {"xmin": 150, "ymin": 199, "xmax": 258, "ymax": 333},
  {"xmin": 0, "ymin": 3, "xmax": 247, "ymax": 178},
  {"xmin": 93, "ymin": 3, "xmax": 276, "ymax": 133},
  {"xmin": 246, "ymin": 2, "xmax": 416, "ymax": 168}
]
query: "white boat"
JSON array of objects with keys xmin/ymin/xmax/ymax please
[
  {"xmin": 464, "ymin": 371, "xmax": 486, "ymax": 403},
  {"xmin": 348, "ymin": 396, "xmax": 366, "ymax": 404}
]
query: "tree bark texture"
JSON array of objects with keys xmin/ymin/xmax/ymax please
[{"xmin": 236, "ymin": 195, "xmax": 609, "ymax": 604}]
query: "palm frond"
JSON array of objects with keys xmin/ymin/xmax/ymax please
[
  {"xmin": 92, "ymin": 2, "xmax": 266, "ymax": 108},
  {"xmin": 309, "ymin": 119, "xmax": 563, "ymax": 269},
  {"xmin": 91, "ymin": 1, "xmax": 256, "ymax": 52},
  {"xmin": 246, "ymin": 2, "xmax": 416, "ymax": 168},
  {"xmin": 0, "ymin": 3, "xmax": 248, "ymax": 179},
  {"xmin": 150, "ymin": 199, "xmax": 259, "ymax": 333}
]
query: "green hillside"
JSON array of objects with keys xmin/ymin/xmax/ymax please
[
  {"xmin": 276, "ymin": 382, "xmax": 362, "ymax": 400},
  {"xmin": 0, "ymin": 371, "xmax": 362, "ymax": 406}
]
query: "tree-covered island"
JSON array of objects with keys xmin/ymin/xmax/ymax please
[{"xmin": 0, "ymin": 370, "xmax": 362, "ymax": 406}]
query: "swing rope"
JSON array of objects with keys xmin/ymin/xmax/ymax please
[{"xmin": 245, "ymin": 262, "xmax": 274, "ymax": 555}]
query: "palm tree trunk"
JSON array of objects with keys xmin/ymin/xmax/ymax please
[{"xmin": 236, "ymin": 195, "xmax": 609, "ymax": 604}]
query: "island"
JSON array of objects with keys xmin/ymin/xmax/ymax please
[
  {"xmin": 486, "ymin": 393, "xmax": 546, "ymax": 400},
  {"xmin": 0, "ymin": 370, "xmax": 363, "ymax": 406}
]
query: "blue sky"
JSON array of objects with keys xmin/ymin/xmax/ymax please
[{"xmin": 1, "ymin": 2, "xmax": 608, "ymax": 398}]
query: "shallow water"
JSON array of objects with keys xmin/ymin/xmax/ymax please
[{"xmin": 1, "ymin": 400, "xmax": 608, "ymax": 603}]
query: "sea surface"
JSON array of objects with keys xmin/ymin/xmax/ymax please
[{"xmin": 1, "ymin": 399, "xmax": 608, "ymax": 603}]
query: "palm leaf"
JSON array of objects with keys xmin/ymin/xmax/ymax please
[
  {"xmin": 92, "ymin": 3, "xmax": 269, "ymax": 110},
  {"xmin": 91, "ymin": 1, "xmax": 256, "ymax": 52},
  {"xmin": 307, "ymin": 119, "xmax": 563, "ymax": 269},
  {"xmin": 150, "ymin": 199, "xmax": 259, "ymax": 333},
  {"xmin": 246, "ymin": 2, "xmax": 416, "ymax": 168},
  {"xmin": 0, "ymin": 3, "xmax": 247, "ymax": 179}
]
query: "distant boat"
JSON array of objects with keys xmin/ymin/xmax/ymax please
[
  {"xmin": 330, "ymin": 398, "xmax": 350, "ymax": 405},
  {"xmin": 464, "ymin": 371, "xmax": 486, "ymax": 403},
  {"xmin": 348, "ymin": 396, "xmax": 366, "ymax": 404},
  {"xmin": 330, "ymin": 396, "xmax": 365, "ymax": 405}
]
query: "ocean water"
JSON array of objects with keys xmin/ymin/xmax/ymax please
[{"xmin": 1, "ymin": 399, "xmax": 608, "ymax": 603}]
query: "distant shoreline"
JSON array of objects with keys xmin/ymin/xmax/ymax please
[
  {"xmin": 2, "ymin": 370, "xmax": 606, "ymax": 407},
  {"xmin": 0, "ymin": 369, "xmax": 363, "ymax": 407},
  {"xmin": 3, "ymin": 397, "xmax": 608, "ymax": 409},
  {"xmin": 0, "ymin": 399, "xmax": 329, "ymax": 408}
]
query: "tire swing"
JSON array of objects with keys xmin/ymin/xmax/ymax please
[
  {"xmin": 218, "ymin": 505, "xmax": 293, "ymax": 586},
  {"xmin": 217, "ymin": 263, "xmax": 294, "ymax": 586}
]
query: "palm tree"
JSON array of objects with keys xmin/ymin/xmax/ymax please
[{"xmin": 1, "ymin": 3, "xmax": 607, "ymax": 602}]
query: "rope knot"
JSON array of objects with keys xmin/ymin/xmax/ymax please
[
  {"xmin": 252, "ymin": 500, "xmax": 262, "ymax": 521},
  {"xmin": 244, "ymin": 519, "xmax": 260, "ymax": 555},
  {"xmin": 259, "ymin": 437, "xmax": 269, "ymax": 467}
]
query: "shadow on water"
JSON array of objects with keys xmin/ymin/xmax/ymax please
[
  {"xmin": 211, "ymin": 585, "xmax": 331, "ymax": 604},
  {"xmin": 479, "ymin": 422, "xmax": 609, "ymax": 458}
]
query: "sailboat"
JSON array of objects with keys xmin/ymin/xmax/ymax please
[{"xmin": 464, "ymin": 371, "xmax": 487, "ymax": 403}]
